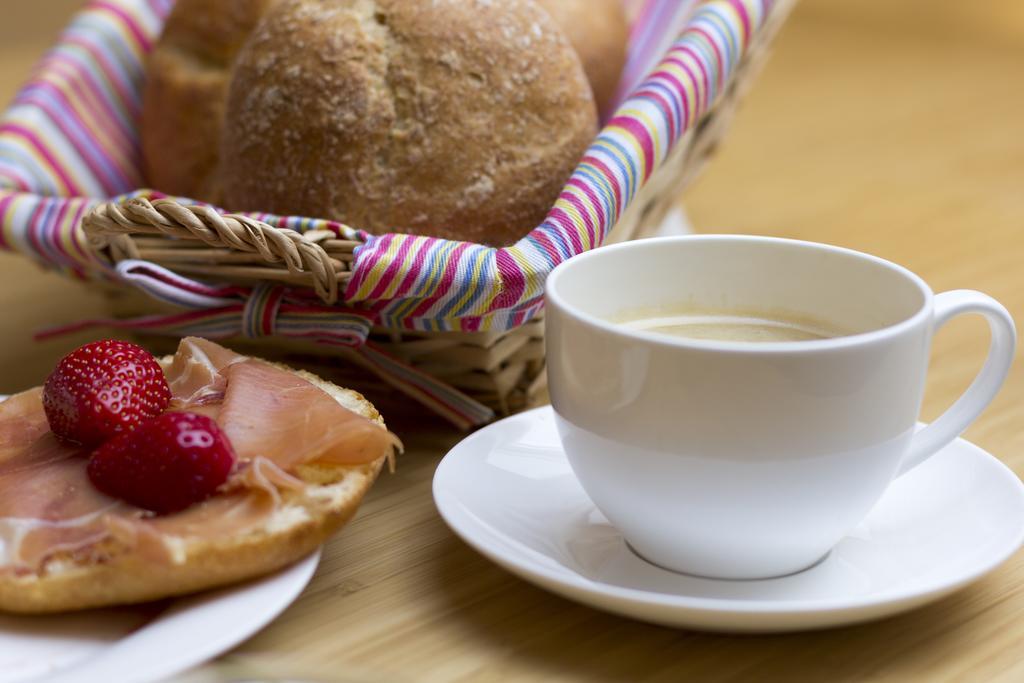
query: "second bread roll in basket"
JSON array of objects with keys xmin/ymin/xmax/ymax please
[{"xmin": 142, "ymin": 0, "xmax": 602, "ymax": 246}]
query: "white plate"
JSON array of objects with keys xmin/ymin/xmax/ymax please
[
  {"xmin": 0, "ymin": 390, "xmax": 319, "ymax": 682},
  {"xmin": 0, "ymin": 551, "xmax": 319, "ymax": 683},
  {"xmin": 433, "ymin": 406, "xmax": 1024, "ymax": 633}
]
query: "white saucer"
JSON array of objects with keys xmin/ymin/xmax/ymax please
[
  {"xmin": 0, "ymin": 550, "xmax": 319, "ymax": 683},
  {"xmin": 433, "ymin": 406, "xmax": 1024, "ymax": 633}
]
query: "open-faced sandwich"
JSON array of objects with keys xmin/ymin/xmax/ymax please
[{"xmin": 0, "ymin": 337, "xmax": 399, "ymax": 614}]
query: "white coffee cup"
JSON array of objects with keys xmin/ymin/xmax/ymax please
[{"xmin": 545, "ymin": 235, "xmax": 1016, "ymax": 579}]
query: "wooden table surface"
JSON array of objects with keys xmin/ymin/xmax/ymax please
[{"xmin": 2, "ymin": 1, "xmax": 1024, "ymax": 681}]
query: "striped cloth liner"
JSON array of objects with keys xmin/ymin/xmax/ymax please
[
  {"xmin": 38, "ymin": 260, "xmax": 495, "ymax": 429},
  {"xmin": 0, "ymin": 0, "xmax": 774, "ymax": 425},
  {"xmin": 617, "ymin": 0, "xmax": 703, "ymax": 106}
]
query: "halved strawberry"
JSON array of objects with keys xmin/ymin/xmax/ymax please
[{"xmin": 87, "ymin": 411, "xmax": 236, "ymax": 514}]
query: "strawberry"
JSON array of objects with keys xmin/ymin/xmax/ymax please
[
  {"xmin": 43, "ymin": 340, "xmax": 172, "ymax": 446},
  {"xmin": 87, "ymin": 412, "xmax": 236, "ymax": 514}
]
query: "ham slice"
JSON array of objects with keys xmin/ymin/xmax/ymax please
[
  {"xmin": 166, "ymin": 337, "xmax": 398, "ymax": 467},
  {"xmin": 0, "ymin": 389, "xmax": 135, "ymax": 571},
  {"xmin": 1, "ymin": 338, "xmax": 396, "ymax": 573},
  {"xmin": 217, "ymin": 360, "xmax": 399, "ymax": 468},
  {"xmin": 226, "ymin": 456, "xmax": 305, "ymax": 506},
  {"xmin": 0, "ymin": 389, "xmax": 49, "ymax": 453},
  {"xmin": 102, "ymin": 492, "xmax": 275, "ymax": 565},
  {"xmin": 165, "ymin": 337, "xmax": 243, "ymax": 409}
]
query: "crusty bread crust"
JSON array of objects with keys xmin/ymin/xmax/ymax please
[
  {"xmin": 140, "ymin": 0, "xmax": 277, "ymax": 204},
  {"xmin": 534, "ymin": 0, "xmax": 629, "ymax": 117},
  {"xmin": 222, "ymin": 0, "xmax": 597, "ymax": 246},
  {"xmin": 142, "ymin": 0, "xmax": 598, "ymax": 247},
  {"xmin": 0, "ymin": 361, "xmax": 389, "ymax": 614}
]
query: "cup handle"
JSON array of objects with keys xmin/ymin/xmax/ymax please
[{"xmin": 898, "ymin": 290, "xmax": 1016, "ymax": 476}]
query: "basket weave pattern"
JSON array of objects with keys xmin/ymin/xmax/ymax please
[{"xmin": 85, "ymin": 199, "xmax": 359, "ymax": 305}]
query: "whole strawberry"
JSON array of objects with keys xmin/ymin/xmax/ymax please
[
  {"xmin": 43, "ymin": 339, "xmax": 172, "ymax": 446},
  {"xmin": 87, "ymin": 412, "xmax": 236, "ymax": 514}
]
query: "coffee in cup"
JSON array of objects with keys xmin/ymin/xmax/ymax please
[
  {"xmin": 612, "ymin": 307, "xmax": 847, "ymax": 343},
  {"xmin": 545, "ymin": 235, "xmax": 1015, "ymax": 579}
]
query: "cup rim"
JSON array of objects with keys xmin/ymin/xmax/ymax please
[{"xmin": 545, "ymin": 234, "xmax": 935, "ymax": 354}]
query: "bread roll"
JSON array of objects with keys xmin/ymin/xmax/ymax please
[
  {"xmin": 141, "ymin": 0, "xmax": 277, "ymax": 204},
  {"xmin": 534, "ymin": 0, "xmax": 629, "ymax": 117},
  {"xmin": 221, "ymin": 0, "xmax": 596, "ymax": 245},
  {"xmin": 142, "ymin": 0, "xmax": 598, "ymax": 246},
  {"xmin": 0, "ymin": 363, "xmax": 388, "ymax": 614}
]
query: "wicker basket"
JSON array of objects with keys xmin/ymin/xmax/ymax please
[{"xmin": 3, "ymin": 0, "xmax": 796, "ymax": 427}]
